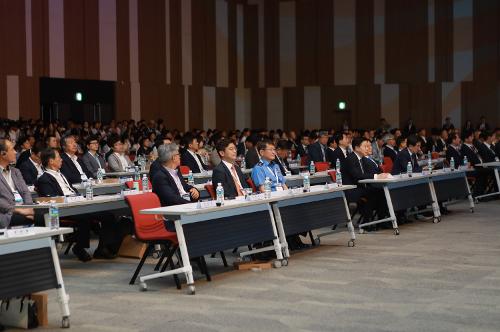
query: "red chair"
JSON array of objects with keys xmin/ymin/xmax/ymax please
[
  {"xmin": 328, "ymin": 170, "xmax": 336, "ymax": 182},
  {"xmin": 431, "ymin": 152, "xmax": 439, "ymax": 159},
  {"xmin": 315, "ymin": 162, "xmax": 330, "ymax": 172},
  {"xmin": 124, "ymin": 192, "xmax": 180, "ymax": 288},
  {"xmin": 179, "ymin": 165, "xmax": 190, "ymax": 175},
  {"xmin": 291, "ymin": 150, "xmax": 297, "ymax": 159},
  {"xmin": 300, "ymin": 155, "xmax": 309, "ymax": 166},
  {"xmin": 125, "ymin": 179, "xmax": 152, "ymax": 191},
  {"xmin": 381, "ymin": 163, "xmax": 393, "ymax": 173},
  {"xmin": 246, "ymin": 178, "xmax": 257, "ymax": 192},
  {"xmin": 204, "ymin": 184, "xmax": 216, "ymax": 199}
]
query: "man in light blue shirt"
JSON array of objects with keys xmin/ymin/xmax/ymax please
[{"xmin": 251, "ymin": 139, "xmax": 287, "ymax": 192}]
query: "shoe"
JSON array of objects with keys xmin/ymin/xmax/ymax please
[
  {"xmin": 72, "ymin": 246, "xmax": 92, "ymax": 262},
  {"xmin": 93, "ymin": 247, "xmax": 117, "ymax": 259}
]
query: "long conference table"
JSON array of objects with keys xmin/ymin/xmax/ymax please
[
  {"xmin": 475, "ymin": 161, "xmax": 500, "ymax": 200},
  {"xmin": 139, "ymin": 184, "xmax": 356, "ymax": 294}
]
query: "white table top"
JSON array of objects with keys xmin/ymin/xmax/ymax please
[
  {"xmin": 478, "ymin": 161, "xmax": 500, "ymax": 167},
  {"xmin": 25, "ymin": 194, "xmax": 125, "ymax": 209},
  {"xmin": 359, "ymin": 169, "xmax": 467, "ymax": 184},
  {"xmin": 0, "ymin": 227, "xmax": 73, "ymax": 245}
]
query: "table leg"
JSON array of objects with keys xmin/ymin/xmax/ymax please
[
  {"xmin": 342, "ymin": 192, "xmax": 356, "ymax": 247},
  {"xmin": 266, "ymin": 205, "xmax": 285, "ymax": 265},
  {"xmin": 427, "ymin": 179, "xmax": 442, "ymax": 223},
  {"xmin": 50, "ymin": 239, "xmax": 71, "ymax": 328},
  {"xmin": 383, "ymin": 186, "xmax": 399, "ymax": 235},
  {"xmin": 271, "ymin": 203, "xmax": 290, "ymax": 258},
  {"xmin": 464, "ymin": 174, "xmax": 475, "ymax": 212}
]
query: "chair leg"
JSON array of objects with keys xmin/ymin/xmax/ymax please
[
  {"xmin": 154, "ymin": 246, "xmax": 168, "ymax": 271},
  {"xmin": 201, "ymin": 256, "xmax": 211, "ymax": 282},
  {"xmin": 232, "ymin": 247, "xmax": 238, "ymax": 254},
  {"xmin": 220, "ymin": 251, "xmax": 228, "ymax": 267},
  {"xmin": 64, "ymin": 242, "xmax": 74, "ymax": 255},
  {"xmin": 129, "ymin": 244, "xmax": 152, "ymax": 285},
  {"xmin": 159, "ymin": 245, "xmax": 182, "ymax": 290},
  {"xmin": 308, "ymin": 231, "xmax": 315, "ymax": 246},
  {"xmin": 210, "ymin": 252, "xmax": 217, "ymax": 258}
]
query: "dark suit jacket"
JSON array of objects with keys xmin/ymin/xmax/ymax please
[
  {"xmin": 245, "ymin": 148, "xmax": 260, "ymax": 169},
  {"xmin": 477, "ymin": 142, "xmax": 497, "ymax": 163},
  {"xmin": 308, "ymin": 141, "xmax": 326, "ymax": 163},
  {"xmin": 236, "ymin": 142, "xmax": 246, "ymax": 157},
  {"xmin": 61, "ymin": 153, "xmax": 89, "ymax": 184},
  {"xmin": 362, "ymin": 157, "xmax": 382, "ymax": 175},
  {"xmin": 391, "ymin": 148, "xmax": 422, "ymax": 175},
  {"xmin": 436, "ymin": 138, "xmax": 447, "ymax": 153},
  {"xmin": 36, "ymin": 172, "xmax": 78, "ymax": 197},
  {"xmin": 327, "ymin": 147, "xmax": 346, "ymax": 169},
  {"xmin": 274, "ymin": 157, "xmax": 290, "ymax": 176},
  {"xmin": 18, "ymin": 159, "xmax": 38, "ymax": 186},
  {"xmin": 16, "ymin": 149, "xmax": 31, "ymax": 168},
  {"xmin": 418, "ymin": 136, "xmax": 432, "ymax": 154},
  {"xmin": 341, "ymin": 152, "xmax": 375, "ymax": 186},
  {"xmin": 212, "ymin": 162, "xmax": 249, "ymax": 198},
  {"xmin": 0, "ymin": 167, "xmax": 33, "ymax": 228},
  {"xmin": 181, "ymin": 150, "xmax": 208, "ymax": 173},
  {"xmin": 460, "ymin": 144, "xmax": 481, "ymax": 166},
  {"xmin": 296, "ymin": 144, "xmax": 308, "ymax": 158},
  {"xmin": 495, "ymin": 143, "xmax": 500, "ymax": 158},
  {"xmin": 383, "ymin": 146, "xmax": 398, "ymax": 162},
  {"xmin": 445, "ymin": 145, "xmax": 463, "ymax": 169},
  {"xmin": 152, "ymin": 166, "xmax": 196, "ymax": 207},
  {"xmin": 148, "ymin": 159, "xmax": 162, "ymax": 184},
  {"xmin": 81, "ymin": 152, "xmax": 106, "ymax": 178}
]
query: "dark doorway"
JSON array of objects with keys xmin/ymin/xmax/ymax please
[{"xmin": 40, "ymin": 77, "xmax": 115, "ymax": 124}]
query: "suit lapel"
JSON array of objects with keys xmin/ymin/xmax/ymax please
[
  {"xmin": 222, "ymin": 163, "xmax": 237, "ymax": 193},
  {"xmin": 0, "ymin": 170, "xmax": 14, "ymax": 199}
]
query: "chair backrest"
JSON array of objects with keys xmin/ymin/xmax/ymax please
[
  {"xmin": 124, "ymin": 192, "xmax": 174, "ymax": 242},
  {"xmin": 300, "ymin": 155, "xmax": 309, "ymax": 166},
  {"xmin": 125, "ymin": 179, "xmax": 152, "ymax": 191},
  {"xmin": 204, "ymin": 184, "xmax": 216, "ymax": 199},
  {"xmin": 246, "ymin": 178, "xmax": 257, "ymax": 192},
  {"xmin": 179, "ymin": 165, "xmax": 190, "ymax": 175},
  {"xmin": 431, "ymin": 152, "xmax": 439, "ymax": 159},
  {"xmin": 328, "ymin": 170, "xmax": 336, "ymax": 182},
  {"xmin": 383, "ymin": 156, "xmax": 393, "ymax": 166},
  {"xmin": 381, "ymin": 163, "xmax": 392, "ymax": 173},
  {"xmin": 290, "ymin": 150, "xmax": 297, "ymax": 160},
  {"xmin": 315, "ymin": 162, "xmax": 330, "ymax": 172}
]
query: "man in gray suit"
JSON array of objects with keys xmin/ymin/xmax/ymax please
[
  {"xmin": 0, "ymin": 139, "xmax": 35, "ymax": 228},
  {"xmin": 107, "ymin": 137, "xmax": 133, "ymax": 172},
  {"xmin": 81, "ymin": 136, "xmax": 106, "ymax": 178}
]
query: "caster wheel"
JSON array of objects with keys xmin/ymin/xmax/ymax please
[
  {"xmin": 152, "ymin": 251, "xmax": 161, "ymax": 259},
  {"xmin": 188, "ymin": 285, "xmax": 196, "ymax": 295},
  {"xmin": 314, "ymin": 237, "xmax": 321, "ymax": 246},
  {"xmin": 273, "ymin": 260, "xmax": 282, "ymax": 268},
  {"xmin": 393, "ymin": 228, "xmax": 400, "ymax": 236},
  {"xmin": 470, "ymin": 208, "xmax": 474, "ymax": 213},
  {"xmin": 56, "ymin": 243, "xmax": 63, "ymax": 250},
  {"xmin": 241, "ymin": 255, "xmax": 252, "ymax": 262},
  {"xmin": 433, "ymin": 217, "xmax": 441, "ymax": 224},
  {"xmin": 331, "ymin": 224, "xmax": 337, "ymax": 231},
  {"xmin": 359, "ymin": 228, "xmax": 365, "ymax": 234},
  {"xmin": 139, "ymin": 282, "xmax": 148, "ymax": 291},
  {"xmin": 61, "ymin": 316, "xmax": 70, "ymax": 328},
  {"xmin": 348, "ymin": 240, "xmax": 355, "ymax": 247},
  {"xmin": 281, "ymin": 259, "xmax": 289, "ymax": 267}
]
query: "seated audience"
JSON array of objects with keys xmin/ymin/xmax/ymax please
[
  {"xmin": 19, "ymin": 145, "xmax": 43, "ymax": 186},
  {"xmin": 108, "ymin": 137, "xmax": 134, "ymax": 172},
  {"xmin": 274, "ymin": 140, "xmax": 291, "ymax": 176},
  {"xmin": 60, "ymin": 135, "xmax": 90, "ymax": 184},
  {"xmin": 251, "ymin": 140, "xmax": 288, "ymax": 192},
  {"xmin": 212, "ymin": 139, "xmax": 249, "ymax": 198},
  {"xmin": 81, "ymin": 135, "xmax": 107, "ymax": 178},
  {"xmin": 382, "ymin": 134, "xmax": 398, "ymax": 162},
  {"xmin": 180, "ymin": 135, "xmax": 209, "ymax": 173},
  {"xmin": 391, "ymin": 135, "xmax": 422, "ymax": 175},
  {"xmin": 308, "ymin": 131, "xmax": 328, "ymax": 163}
]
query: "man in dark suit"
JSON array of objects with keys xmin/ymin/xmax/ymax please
[
  {"xmin": 212, "ymin": 139, "xmax": 249, "ymax": 198},
  {"xmin": 274, "ymin": 140, "xmax": 292, "ymax": 176},
  {"xmin": 37, "ymin": 148, "xmax": 119, "ymax": 262},
  {"xmin": 180, "ymin": 135, "xmax": 209, "ymax": 173},
  {"xmin": 382, "ymin": 134, "xmax": 398, "ymax": 162},
  {"xmin": 461, "ymin": 131, "xmax": 489, "ymax": 197},
  {"xmin": 153, "ymin": 144, "xmax": 200, "ymax": 209},
  {"xmin": 81, "ymin": 135, "xmax": 106, "ymax": 178},
  {"xmin": 244, "ymin": 134, "xmax": 260, "ymax": 169},
  {"xmin": 328, "ymin": 132, "xmax": 350, "ymax": 169},
  {"xmin": 436, "ymin": 129, "xmax": 449, "ymax": 153},
  {"xmin": 19, "ymin": 145, "xmax": 43, "ymax": 186},
  {"xmin": 60, "ymin": 135, "xmax": 90, "ymax": 184},
  {"xmin": 296, "ymin": 135, "xmax": 310, "ymax": 159},
  {"xmin": 417, "ymin": 128, "xmax": 432, "ymax": 154},
  {"xmin": 0, "ymin": 139, "xmax": 36, "ymax": 229},
  {"xmin": 403, "ymin": 119, "xmax": 417, "ymax": 136},
  {"xmin": 477, "ymin": 131, "xmax": 498, "ymax": 163},
  {"xmin": 15, "ymin": 136, "xmax": 32, "ymax": 168},
  {"xmin": 308, "ymin": 131, "xmax": 328, "ymax": 163},
  {"xmin": 445, "ymin": 133, "xmax": 463, "ymax": 168},
  {"xmin": 391, "ymin": 135, "xmax": 423, "ymax": 175}
]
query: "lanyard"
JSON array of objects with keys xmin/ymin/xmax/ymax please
[{"xmin": 266, "ymin": 165, "xmax": 280, "ymax": 184}]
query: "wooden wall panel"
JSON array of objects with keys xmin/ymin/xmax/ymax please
[
  {"xmin": 283, "ymin": 87, "xmax": 304, "ymax": 130},
  {"xmin": 84, "ymin": 0, "xmax": 100, "ymax": 80},
  {"xmin": 321, "ymin": 86, "xmax": 354, "ymax": 130},
  {"xmin": 0, "ymin": 1, "xmax": 26, "ymax": 75},
  {"xmin": 169, "ymin": 0, "xmax": 182, "ymax": 85},
  {"xmin": 0, "ymin": 76, "xmax": 6, "ymax": 118},
  {"xmin": 116, "ymin": 0, "xmax": 130, "ymax": 82},
  {"xmin": 115, "ymin": 82, "xmax": 131, "ymax": 120},
  {"xmin": 19, "ymin": 76, "xmax": 39, "ymax": 120},
  {"xmin": 355, "ymin": 85, "xmax": 381, "ymax": 129},
  {"xmin": 166, "ymin": 85, "xmax": 185, "ymax": 130},
  {"xmin": 227, "ymin": 1, "xmax": 237, "ymax": 87},
  {"xmin": 356, "ymin": 0, "xmax": 374, "ymax": 84},
  {"xmin": 399, "ymin": 83, "xmax": 441, "ymax": 129},
  {"xmin": 188, "ymin": 85, "xmax": 203, "ymax": 130},
  {"xmin": 191, "ymin": 0, "xmax": 216, "ymax": 86},
  {"xmin": 317, "ymin": 0, "xmax": 334, "ymax": 86},
  {"xmin": 31, "ymin": 0, "xmax": 49, "ymax": 77},
  {"xmin": 473, "ymin": 0, "xmax": 499, "ymax": 81},
  {"xmin": 264, "ymin": 0, "xmax": 280, "ymax": 87},
  {"xmin": 251, "ymin": 88, "xmax": 267, "ymax": 129},
  {"xmin": 64, "ymin": 0, "xmax": 86, "ymax": 78},
  {"xmin": 435, "ymin": 0, "xmax": 453, "ymax": 82},
  {"xmin": 296, "ymin": 0, "xmax": 317, "ymax": 86},
  {"xmin": 244, "ymin": 4, "xmax": 259, "ymax": 88},
  {"xmin": 216, "ymin": 87, "xmax": 235, "ymax": 130},
  {"xmin": 462, "ymin": 81, "xmax": 500, "ymax": 126}
]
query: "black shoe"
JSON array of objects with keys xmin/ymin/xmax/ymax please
[
  {"xmin": 72, "ymin": 246, "xmax": 92, "ymax": 262},
  {"xmin": 93, "ymin": 247, "xmax": 117, "ymax": 259}
]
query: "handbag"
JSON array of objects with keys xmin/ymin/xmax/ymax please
[{"xmin": 0, "ymin": 296, "xmax": 39, "ymax": 329}]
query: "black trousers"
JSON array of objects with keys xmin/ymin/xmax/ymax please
[
  {"xmin": 9, "ymin": 214, "xmax": 36, "ymax": 227},
  {"xmin": 69, "ymin": 212, "xmax": 122, "ymax": 251}
]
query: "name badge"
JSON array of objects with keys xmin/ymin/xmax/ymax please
[
  {"xmin": 80, "ymin": 174, "xmax": 88, "ymax": 181},
  {"xmin": 13, "ymin": 191, "xmax": 23, "ymax": 204}
]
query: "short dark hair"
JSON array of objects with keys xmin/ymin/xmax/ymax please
[
  {"xmin": 182, "ymin": 135, "xmax": 196, "ymax": 147},
  {"xmin": 406, "ymin": 135, "xmax": 420, "ymax": 147},
  {"xmin": 480, "ymin": 131, "xmax": 493, "ymax": 140},
  {"xmin": 448, "ymin": 133, "xmax": 460, "ymax": 144},
  {"xmin": 86, "ymin": 135, "xmax": 99, "ymax": 146},
  {"xmin": 462, "ymin": 130, "xmax": 474, "ymax": 141},
  {"xmin": 275, "ymin": 140, "xmax": 289, "ymax": 151},
  {"xmin": 41, "ymin": 148, "xmax": 58, "ymax": 168},
  {"xmin": 352, "ymin": 137, "xmax": 369, "ymax": 149},
  {"xmin": 0, "ymin": 139, "xmax": 8, "ymax": 154},
  {"xmin": 334, "ymin": 132, "xmax": 347, "ymax": 145},
  {"xmin": 215, "ymin": 138, "xmax": 235, "ymax": 155},
  {"xmin": 30, "ymin": 144, "xmax": 41, "ymax": 155},
  {"xmin": 256, "ymin": 139, "xmax": 273, "ymax": 153}
]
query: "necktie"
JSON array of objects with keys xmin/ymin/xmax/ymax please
[
  {"xmin": 231, "ymin": 166, "xmax": 244, "ymax": 196},
  {"xmin": 359, "ymin": 158, "xmax": 365, "ymax": 174},
  {"xmin": 321, "ymin": 146, "xmax": 326, "ymax": 161},
  {"xmin": 60, "ymin": 173, "xmax": 76, "ymax": 194}
]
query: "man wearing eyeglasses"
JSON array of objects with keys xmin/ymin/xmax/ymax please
[
  {"xmin": 81, "ymin": 136, "xmax": 106, "ymax": 178},
  {"xmin": 251, "ymin": 139, "xmax": 288, "ymax": 192}
]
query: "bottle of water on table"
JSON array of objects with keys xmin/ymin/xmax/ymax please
[
  {"xmin": 264, "ymin": 177, "xmax": 272, "ymax": 199},
  {"xmin": 142, "ymin": 174, "xmax": 149, "ymax": 192},
  {"xmin": 303, "ymin": 173, "xmax": 310, "ymax": 193},
  {"xmin": 450, "ymin": 157, "xmax": 455, "ymax": 171},
  {"xmin": 97, "ymin": 168, "xmax": 104, "ymax": 183},
  {"xmin": 49, "ymin": 202, "xmax": 60, "ymax": 230},
  {"xmin": 407, "ymin": 161, "xmax": 413, "ymax": 177},
  {"xmin": 187, "ymin": 170, "xmax": 194, "ymax": 185},
  {"xmin": 463, "ymin": 156, "xmax": 468, "ymax": 169},
  {"xmin": 134, "ymin": 166, "xmax": 140, "ymax": 181},
  {"xmin": 427, "ymin": 151, "xmax": 433, "ymax": 174},
  {"xmin": 309, "ymin": 161, "xmax": 315, "ymax": 175},
  {"xmin": 85, "ymin": 180, "xmax": 93, "ymax": 200},
  {"xmin": 240, "ymin": 157, "xmax": 246, "ymax": 170},
  {"xmin": 336, "ymin": 169, "xmax": 342, "ymax": 186},
  {"xmin": 335, "ymin": 158, "xmax": 341, "ymax": 171},
  {"xmin": 216, "ymin": 182, "xmax": 225, "ymax": 206}
]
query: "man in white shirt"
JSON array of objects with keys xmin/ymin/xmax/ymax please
[
  {"xmin": 18, "ymin": 145, "xmax": 44, "ymax": 186},
  {"xmin": 180, "ymin": 135, "xmax": 209, "ymax": 173},
  {"xmin": 60, "ymin": 135, "xmax": 90, "ymax": 184},
  {"xmin": 107, "ymin": 137, "xmax": 133, "ymax": 172}
]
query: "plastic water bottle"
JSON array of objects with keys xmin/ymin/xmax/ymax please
[
  {"xmin": 216, "ymin": 182, "xmax": 224, "ymax": 206},
  {"xmin": 264, "ymin": 177, "xmax": 272, "ymax": 198},
  {"xmin": 287, "ymin": 150, "xmax": 292, "ymax": 162},
  {"xmin": 335, "ymin": 158, "xmax": 341, "ymax": 171},
  {"xmin": 96, "ymin": 168, "xmax": 104, "ymax": 183},
  {"xmin": 49, "ymin": 202, "xmax": 60, "ymax": 230},
  {"xmin": 407, "ymin": 161, "xmax": 413, "ymax": 177},
  {"xmin": 310, "ymin": 161, "xmax": 315, "ymax": 175},
  {"xmin": 427, "ymin": 152, "xmax": 433, "ymax": 174},
  {"xmin": 463, "ymin": 155, "xmax": 468, "ymax": 169},
  {"xmin": 303, "ymin": 173, "xmax": 310, "ymax": 193},
  {"xmin": 187, "ymin": 170, "xmax": 194, "ymax": 185},
  {"xmin": 450, "ymin": 157, "xmax": 455, "ymax": 171},
  {"xmin": 85, "ymin": 180, "xmax": 93, "ymax": 200},
  {"xmin": 296, "ymin": 153, "xmax": 301, "ymax": 164},
  {"xmin": 240, "ymin": 158, "xmax": 246, "ymax": 170},
  {"xmin": 336, "ymin": 169, "xmax": 342, "ymax": 186},
  {"xmin": 134, "ymin": 166, "xmax": 140, "ymax": 181},
  {"xmin": 142, "ymin": 174, "xmax": 149, "ymax": 192}
]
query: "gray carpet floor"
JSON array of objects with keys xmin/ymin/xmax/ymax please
[{"xmin": 17, "ymin": 200, "xmax": 500, "ymax": 331}]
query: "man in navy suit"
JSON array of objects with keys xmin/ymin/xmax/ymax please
[
  {"xmin": 60, "ymin": 135, "xmax": 90, "ymax": 184},
  {"xmin": 477, "ymin": 131, "xmax": 498, "ymax": 163},
  {"xmin": 446, "ymin": 133, "xmax": 463, "ymax": 168},
  {"xmin": 308, "ymin": 131, "xmax": 328, "ymax": 163},
  {"xmin": 18, "ymin": 145, "xmax": 43, "ymax": 186},
  {"xmin": 461, "ymin": 131, "xmax": 489, "ymax": 197},
  {"xmin": 153, "ymin": 143, "xmax": 200, "ymax": 209},
  {"xmin": 328, "ymin": 132, "xmax": 350, "ymax": 169},
  {"xmin": 212, "ymin": 139, "xmax": 249, "ymax": 198},
  {"xmin": 180, "ymin": 135, "xmax": 209, "ymax": 173},
  {"xmin": 391, "ymin": 135, "xmax": 422, "ymax": 175},
  {"xmin": 382, "ymin": 134, "xmax": 398, "ymax": 162}
]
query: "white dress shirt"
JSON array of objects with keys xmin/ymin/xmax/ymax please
[
  {"xmin": 222, "ymin": 160, "xmax": 244, "ymax": 191},
  {"xmin": 187, "ymin": 149, "xmax": 204, "ymax": 172},
  {"xmin": 66, "ymin": 153, "xmax": 85, "ymax": 176},
  {"xmin": 45, "ymin": 169, "xmax": 77, "ymax": 196},
  {"xmin": 29, "ymin": 157, "xmax": 44, "ymax": 178},
  {"xmin": 165, "ymin": 167, "xmax": 188, "ymax": 196},
  {"xmin": 115, "ymin": 152, "xmax": 130, "ymax": 170}
]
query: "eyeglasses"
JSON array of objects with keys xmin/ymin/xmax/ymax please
[{"xmin": 264, "ymin": 148, "xmax": 276, "ymax": 152}]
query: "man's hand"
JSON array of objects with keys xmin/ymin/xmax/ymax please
[
  {"xmin": 378, "ymin": 173, "xmax": 391, "ymax": 179},
  {"xmin": 14, "ymin": 208, "xmax": 35, "ymax": 220},
  {"xmin": 189, "ymin": 188, "xmax": 200, "ymax": 200}
]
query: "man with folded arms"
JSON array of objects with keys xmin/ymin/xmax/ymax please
[{"xmin": 212, "ymin": 139, "xmax": 249, "ymax": 198}]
